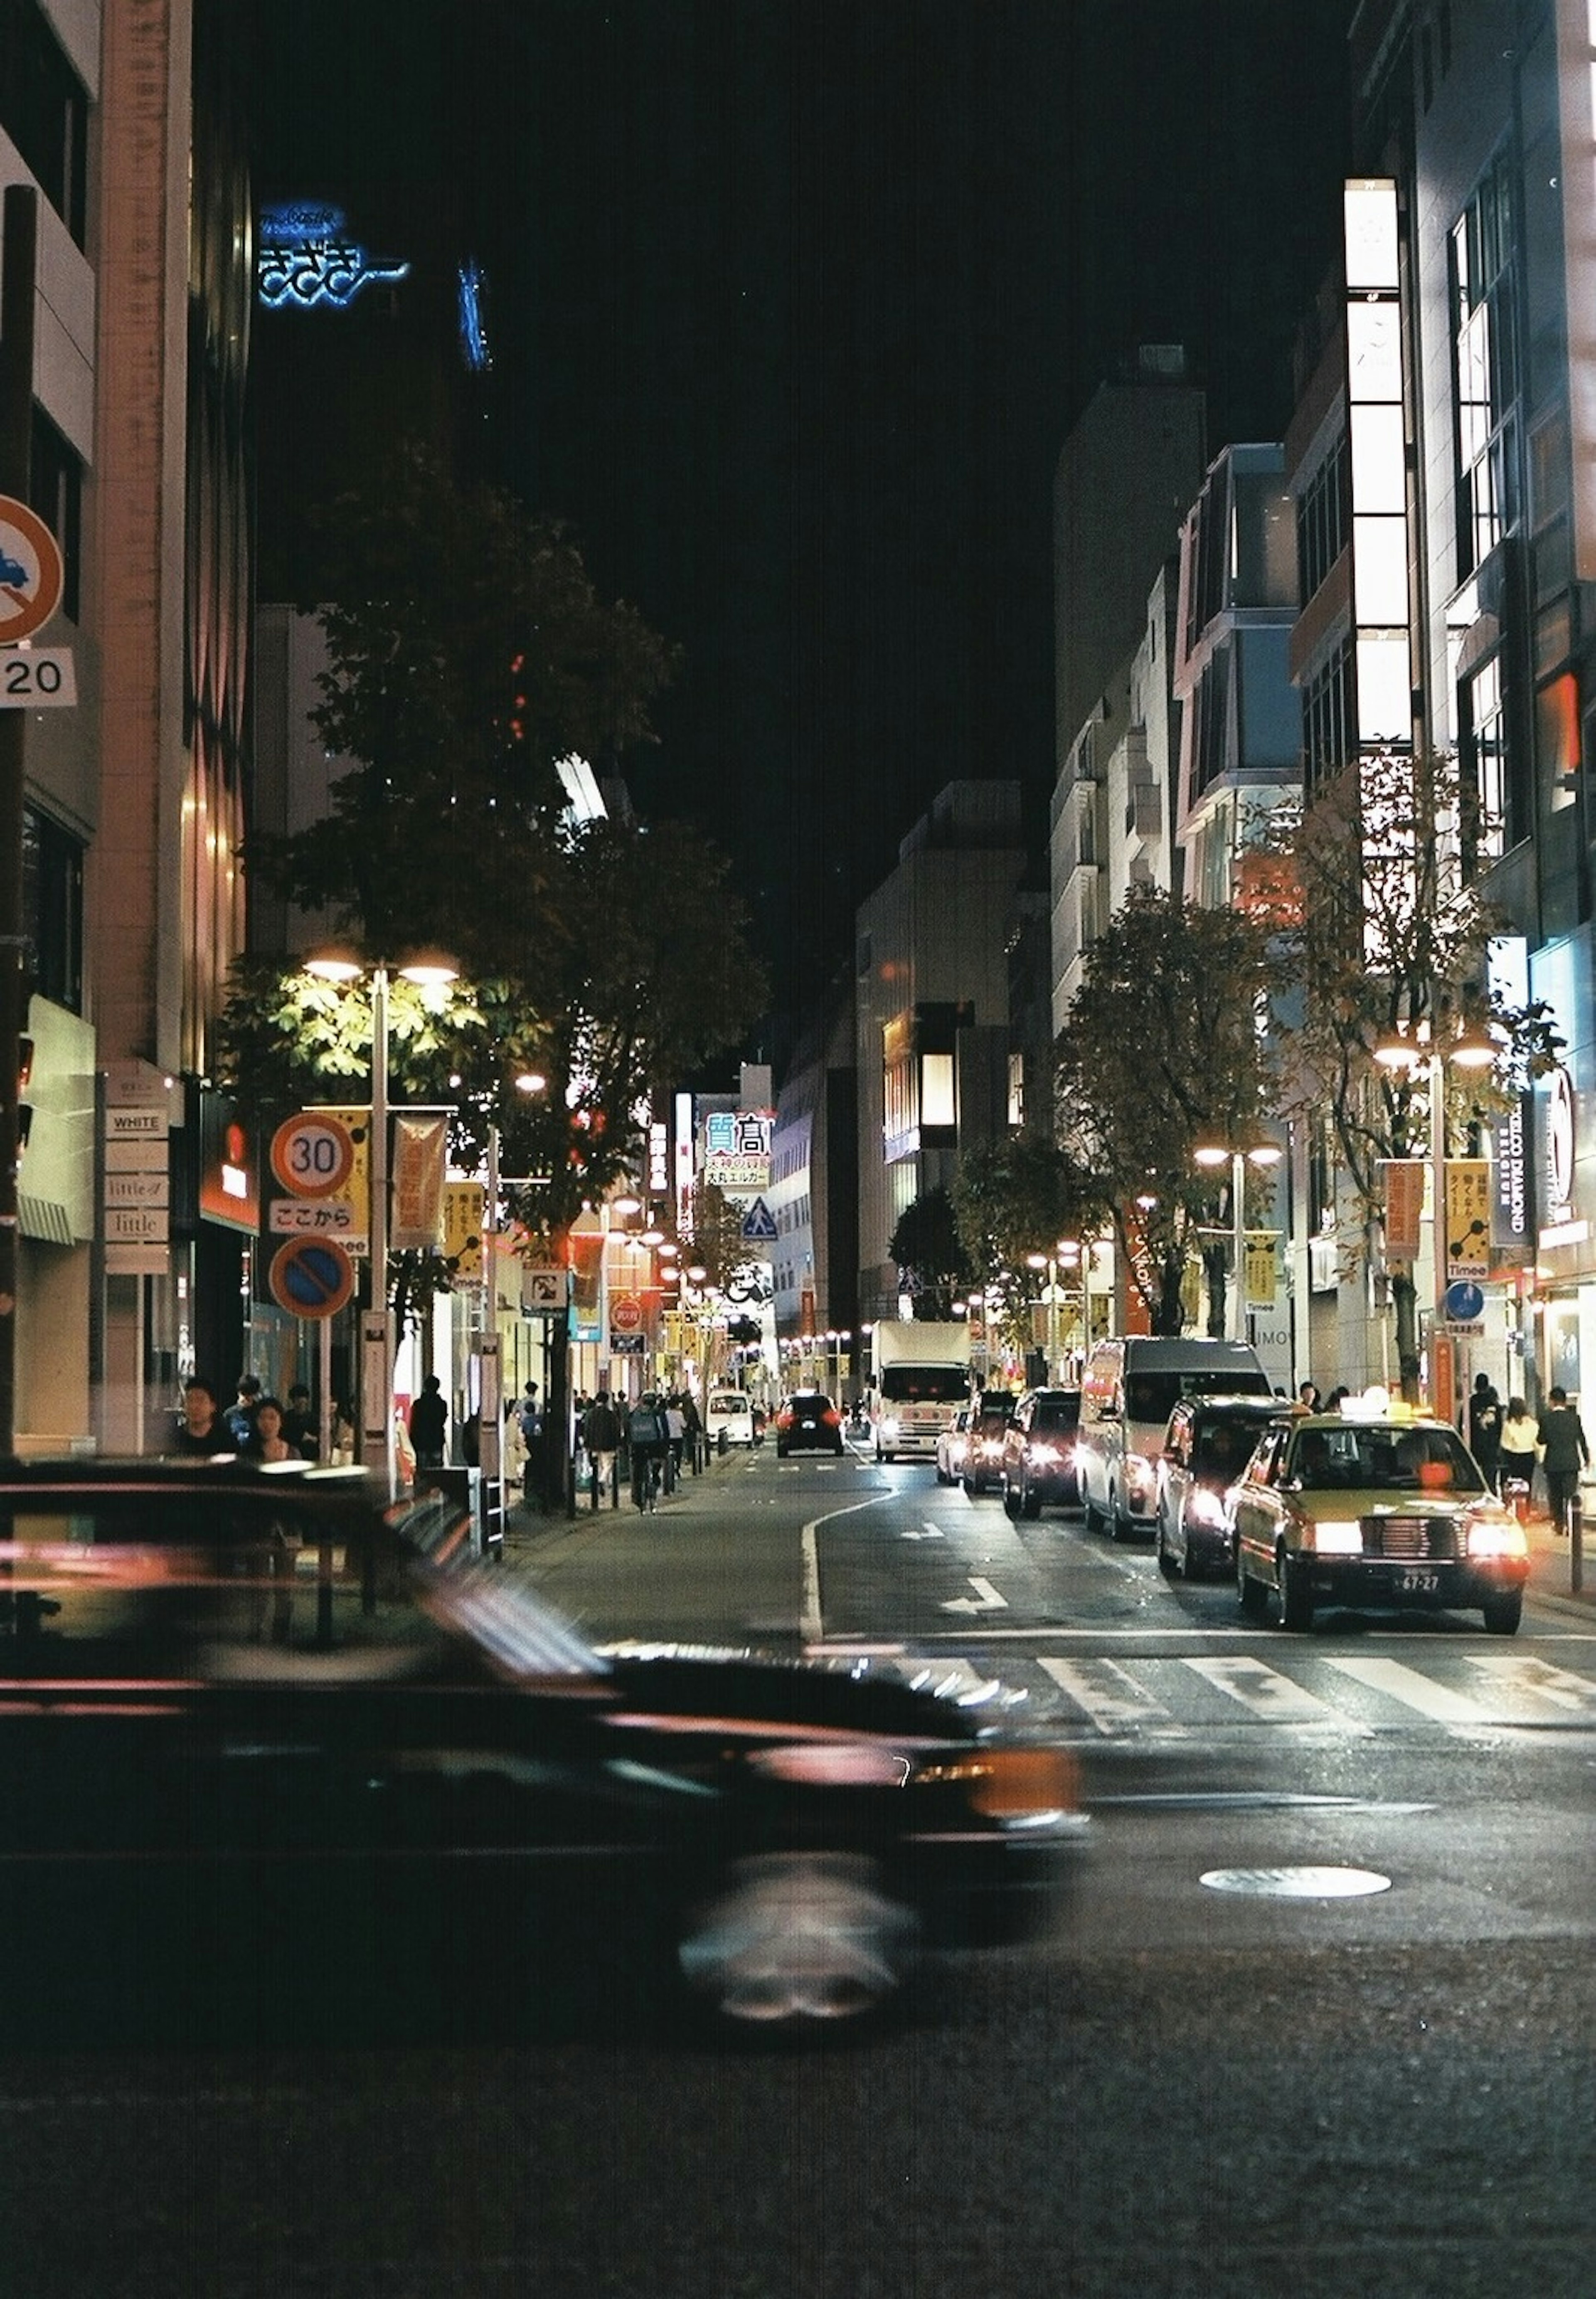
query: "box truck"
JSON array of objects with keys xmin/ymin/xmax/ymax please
[{"xmin": 869, "ymin": 1321, "xmax": 973, "ymax": 1462}]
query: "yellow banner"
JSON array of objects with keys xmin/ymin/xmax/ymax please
[
  {"xmin": 1444, "ymin": 1158, "xmax": 1491, "ymax": 1280},
  {"xmin": 1244, "ymin": 1235, "xmax": 1278, "ymax": 1310},
  {"xmin": 442, "ymin": 1180, "xmax": 483, "ymax": 1274}
]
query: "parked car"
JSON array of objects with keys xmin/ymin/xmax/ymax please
[
  {"xmin": 961, "ymin": 1393, "xmax": 1016, "ymax": 1496},
  {"xmin": 775, "ymin": 1391, "xmax": 845, "ymax": 1456},
  {"xmin": 1076, "ymin": 1337, "xmax": 1272, "ymax": 1541},
  {"xmin": 1000, "ymin": 1389, "xmax": 1082, "ymax": 1518},
  {"xmin": 1231, "ymin": 1410, "xmax": 1530, "ymax": 1634},
  {"xmin": 935, "ymin": 1407, "xmax": 972, "ymax": 1486},
  {"xmin": 0, "ymin": 1458, "xmax": 1082, "ymax": 2038},
  {"xmin": 1155, "ymin": 1394, "xmax": 1287, "ymax": 1579},
  {"xmin": 705, "ymin": 1390, "xmax": 756, "ymax": 1447}
]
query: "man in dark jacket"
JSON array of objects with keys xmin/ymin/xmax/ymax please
[
  {"xmin": 1466, "ymin": 1374, "xmax": 1502, "ymax": 1491},
  {"xmin": 1537, "ymin": 1386, "xmax": 1590, "ymax": 1536},
  {"xmin": 407, "ymin": 1375, "xmax": 448, "ymax": 1470},
  {"xmin": 581, "ymin": 1390, "xmax": 624, "ymax": 1509}
]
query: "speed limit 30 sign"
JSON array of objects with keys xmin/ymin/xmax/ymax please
[{"xmin": 270, "ymin": 1111, "xmax": 356, "ymax": 1198}]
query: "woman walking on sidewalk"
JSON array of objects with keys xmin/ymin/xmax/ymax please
[{"xmin": 1499, "ymin": 1397, "xmax": 1539, "ymax": 1520}]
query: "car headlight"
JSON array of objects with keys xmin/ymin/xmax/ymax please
[
  {"xmin": 1308, "ymin": 1520, "xmax": 1363, "ymax": 1554},
  {"xmin": 1125, "ymin": 1453, "xmax": 1156, "ymax": 1491},
  {"xmin": 1187, "ymin": 1487, "xmax": 1229, "ymax": 1529},
  {"xmin": 1027, "ymin": 1441, "xmax": 1061, "ymax": 1467},
  {"xmin": 1467, "ymin": 1518, "xmax": 1530, "ymax": 1560},
  {"xmin": 880, "ymin": 1416, "xmax": 901, "ymax": 1440},
  {"xmin": 980, "ymin": 1437, "xmax": 1005, "ymax": 1459}
]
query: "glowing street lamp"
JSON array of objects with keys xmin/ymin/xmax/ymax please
[{"xmin": 1193, "ymin": 1139, "xmax": 1284, "ymax": 1343}]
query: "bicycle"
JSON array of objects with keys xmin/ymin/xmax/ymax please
[{"xmin": 634, "ymin": 1449, "xmax": 665, "ymax": 1513}]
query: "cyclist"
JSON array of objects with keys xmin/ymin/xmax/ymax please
[{"xmin": 628, "ymin": 1392, "xmax": 670, "ymax": 1513}]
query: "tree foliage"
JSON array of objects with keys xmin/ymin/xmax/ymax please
[
  {"xmin": 887, "ymin": 1187, "xmax": 975, "ymax": 1320},
  {"xmin": 229, "ymin": 446, "xmax": 768, "ymax": 1255},
  {"xmin": 1054, "ymin": 886, "xmax": 1276, "ymax": 1335},
  {"xmin": 951, "ymin": 1135, "xmax": 1107, "ymax": 1353},
  {"xmin": 1268, "ymin": 749, "xmax": 1562, "ymax": 1391}
]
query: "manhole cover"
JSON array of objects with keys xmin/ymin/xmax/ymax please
[{"xmin": 1199, "ymin": 1864, "xmax": 1392, "ymax": 1899}]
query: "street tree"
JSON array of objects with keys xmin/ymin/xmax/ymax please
[
  {"xmin": 1054, "ymin": 886, "xmax": 1276, "ymax": 1336},
  {"xmin": 888, "ymin": 1186, "xmax": 975, "ymax": 1320},
  {"xmin": 1268, "ymin": 748, "xmax": 1561, "ymax": 1397},
  {"xmin": 951, "ymin": 1135, "xmax": 1108, "ymax": 1361}
]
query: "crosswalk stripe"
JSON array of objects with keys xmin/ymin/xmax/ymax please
[
  {"xmin": 1467, "ymin": 1653, "xmax": 1596, "ymax": 1715},
  {"xmin": 1036, "ymin": 1655, "xmax": 1185, "ymax": 1736},
  {"xmin": 1321, "ymin": 1655, "xmax": 1488, "ymax": 1722},
  {"xmin": 1180, "ymin": 1655, "xmax": 1358, "ymax": 1729}
]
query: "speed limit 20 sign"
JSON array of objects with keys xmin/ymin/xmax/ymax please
[{"xmin": 270, "ymin": 1111, "xmax": 356, "ymax": 1198}]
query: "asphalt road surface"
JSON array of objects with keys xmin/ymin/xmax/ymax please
[{"xmin": 6, "ymin": 1444, "xmax": 1594, "ymax": 2297}]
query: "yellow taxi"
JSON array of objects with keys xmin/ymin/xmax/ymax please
[{"xmin": 1231, "ymin": 1403, "xmax": 1529, "ymax": 1636}]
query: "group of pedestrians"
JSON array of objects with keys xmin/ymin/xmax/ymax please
[
  {"xmin": 171, "ymin": 1374, "xmax": 319, "ymax": 1461},
  {"xmin": 576, "ymin": 1387, "xmax": 704, "ymax": 1513},
  {"xmin": 1466, "ymin": 1374, "xmax": 1590, "ymax": 1536}
]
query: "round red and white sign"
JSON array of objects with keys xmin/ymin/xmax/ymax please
[{"xmin": 0, "ymin": 495, "xmax": 64, "ymax": 645}]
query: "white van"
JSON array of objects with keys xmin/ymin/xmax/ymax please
[{"xmin": 1076, "ymin": 1337, "xmax": 1272, "ymax": 1541}]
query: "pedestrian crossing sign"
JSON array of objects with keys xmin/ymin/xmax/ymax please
[{"xmin": 740, "ymin": 1195, "xmax": 778, "ymax": 1242}]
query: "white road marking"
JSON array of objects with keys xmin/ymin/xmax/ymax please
[
  {"xmin": 1466, "ymin": 1653, "xmax": 1596, "ymax": 1715},
  {"xmin": 1180, "ymin": 1653, "xmax": 1358, "ymax": 1728},
  {"xmin": 940, "ymin": 1576, "xmax": 1010, "ymax": 1615},
  {"xmin": 1036, "ymin": 1654, "xmax": 1185, "ymax": 1735},
  {"xmin": 1322, "ymin": 1654, "xmax": 1488, "ymax": 1723}
]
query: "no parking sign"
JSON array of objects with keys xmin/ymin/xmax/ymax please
[{"xmin": 268, "ymin": 1236, "xmax": 356, "ymax": 1319}]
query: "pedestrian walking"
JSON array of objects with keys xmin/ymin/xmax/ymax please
[
  {"xmin": 581, "ymin": 1390, "xmax": 624, "ymax": 1509},
  {"xmin": 172, "ymin": 1377, "xmax": 235, "ymax": 1456},
  {"xmin": 1294, "ymin": 1381, "xmax": 1321, "ymax": 1416},
  {"xmin": 282, "ymin": 1382, "xmax": 318, "ymax": 1459},
  {"xmin": 664, "ymin": 1395, "xmax": 687, "ymax": 1490},
  {"xmin": 226, "ymin": 1373, "xmax": 262, "ymax": 1450},
  {"xmin": 1536, "ymin": 1386, "xmax": 1590, "ymax": 1537},
  {"xmin": 1466, "ymin": 1373, "xmax": 1503, "ymax": 1491},
  {"xmin": 1499, "ymin": 1397, "xmax": 1539, "ymax": 1521},
  {"xmin": 244, "ymin": 1396, "xmax": 296, "ymax": 1464},
  {"xmin": 407, "ymin": 1374, "xmax": 448, "ymax": 1470}
]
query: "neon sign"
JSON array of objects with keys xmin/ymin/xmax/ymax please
[
  {"xmin": 458, "ymin": 260, "xmax": 490, "ymax": 370},
  {"xmin": 258, "ymin": 203, "xmax": 411, "ymax": 310}
]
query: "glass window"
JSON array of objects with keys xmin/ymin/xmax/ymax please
[{"xmin": 0, "ymin": 0, "xmax": 89, "ymax": 245}]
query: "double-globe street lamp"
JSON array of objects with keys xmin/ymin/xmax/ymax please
[
  {"xmin": 305, "ymin": 949, "xmax": 458, "ymax": 1492},
  {"xmin": 1372, "ymin": 1017, "xmax": 1497, "ymax": 1412},
  {"xmin": 1025, "ymin": 1242, "xmax": 1084, "ymax": 1384},
  {"xmin": 1192, "ymin": 1139, "xmax": 1283, "ymax": 1344}
]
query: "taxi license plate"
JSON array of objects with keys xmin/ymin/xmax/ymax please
[{"xmin": 1397, "ymin": 1567, "xmax": 1441, "ymax": 1594}]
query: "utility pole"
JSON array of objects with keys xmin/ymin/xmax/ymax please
[{"xmin": 0, "ymin": 186, "xmax": 38, "ymax": 1458}]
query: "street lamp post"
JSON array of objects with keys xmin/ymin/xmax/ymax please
[
  {"xmin": 305, "ymin": 949, "xmax": 457, "ymax": 1494},
  {"xmin": 1194, "ymin": 1141, "xmax": 1284, "ymax": 1343},
  {"xmin": 1374, "ymin": 1020, "xmax": 1496, "ymax": 1414},
  {"xmin": 1027, "ymin": 1242, "xmax": 1084, "ymax": 1383}
]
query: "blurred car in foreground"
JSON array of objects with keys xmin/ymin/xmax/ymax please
[
  {"xmin": 934, "ymin": 1407, "xmax": 972, "ymax": 1485},
  {"xmin": 0, "ymin": 1460, "xmax": 1081, "ymax": 2036},
  {"xmin": 961, "ymin": 1392, "xmax": 1015, "ymax": 1496},
  {"xmin": 774, "ymin": 1391, "xmax": 845, "ymax": 1456},
  {"xmin": 1231, "ymin": 1410, "xmax": 1529, "ymax": 1633},
  {"xmin": 705, "ymin": 1390, "xmax": 756, "ymax": 1447},
  {"xmin": 1000, "ymin": 1388, "xmax": 1082, "ymax": 1518},
  {"xmin": 1155, "ymin": 1393, "xmax": 1286, "ymax": 1579}
]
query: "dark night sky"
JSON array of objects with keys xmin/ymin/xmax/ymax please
[{"xmin": 254, "ymin": 1, "xmax": 1352, "ymax": 1052}]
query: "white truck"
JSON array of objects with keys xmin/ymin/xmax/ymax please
[{"xmin": 869, "ymin": 1320, "xmax": 973, "ymax": 1463}]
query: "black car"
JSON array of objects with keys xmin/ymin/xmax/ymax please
[
  {"xmin": 961, "ymin": 1393, "xmax": 1016, "ymax": 1495},
  {"xmin": 0, "ymin": 1459, "xmax": 1080, "ymax": 2037},
  {"xmin": 775, "ymin": 1390, "xmax": 845, "ymax": 1456},
  {"xmin": 1000, "ymin": 1389, "xmax": 1083, "ymax": 1518},
  {"xmin": 1155, "ymin": 1393, "xmax": 1288, "ymax": 1579}
]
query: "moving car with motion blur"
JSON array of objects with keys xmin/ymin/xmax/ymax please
[
  {"xmin": 1155, "ymin": 1393, "xmax": 1286, "ymax": 1579},
  {"xmin": 1231, "ymin": 1408, "xmax": 1530, "ymax": 1634},
  {"xmin": 1000, "ymin": 1389, "xmax": 1082, "ymax": 1518},
  {"xmin": 934, "ymin": 1407, "xmax": 972, "ymax": 1485},
  {"xmin": 774, "ymin": 1391, "xmax": 845, "ymax": 1456},
  {"xmin": 0, "ymin": 1459, "xmax": 1082, "ymax": 2038},
  {"xmin": 961, "ymin": 1390, "xmax": 1016, "ymax": 1496}
]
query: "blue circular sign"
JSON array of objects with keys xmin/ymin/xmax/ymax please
[{"xmin": 1443, "ymin": 1280, "xmax": 1485, "ymax": 1323}]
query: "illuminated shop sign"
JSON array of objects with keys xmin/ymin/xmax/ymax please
[
  {"xmin": 258, "ymin": 204, "xmax": 411, "ymax": 310},
  {"xmin": 458, "ymin": 260, "xmax": 490, "ymax": 370}
]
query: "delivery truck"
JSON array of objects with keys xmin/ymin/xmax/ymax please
[{"xmin": 869, "ymin": 1320, "xmax": 973, "ymax": 1463}]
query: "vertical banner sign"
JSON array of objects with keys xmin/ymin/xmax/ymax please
[
  {"xmin": 1380, "ymin": 1159, "xmax": 1425, "ymax": 1262},
  {"xmin": 1245, "ymin": 1235, "xmax": 1278, "ymax": 1311},
  {"xmin": 390, "ymin": 1114, "xmax": 447, "ymax": 1249},
  {"xmin": 1444, "ymin": 1159, "xmax": 1492, "ymax": 1280},
  {"xmin": 1490, "ymin": 1101, "xmax": 1530, "ymax": 1249},
  {"xmin": 441, "ymin": 1181, "xmax": 483, "ymax": 1276}
]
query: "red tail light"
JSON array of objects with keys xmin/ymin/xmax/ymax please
[{"xmin": 822, "ymin": 1408, "xmax": 840, "ymax": 1427}]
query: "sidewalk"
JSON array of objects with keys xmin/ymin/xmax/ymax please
[
  {"xmin": 1522, "ymin": 1499, "xmax": 1596, "ymax": 1613},
  {"xmin": 499, "ymin": 1447, "xmax": 734, "ymax": 1552}
]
